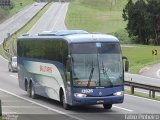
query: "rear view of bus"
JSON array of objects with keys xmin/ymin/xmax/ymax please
[{"xmin": 17, "ymin": 30, "xmax": 128, "ymax": 110}]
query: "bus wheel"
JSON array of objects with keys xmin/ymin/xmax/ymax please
[
  {"xmin": 8, "ymin": 67, "xmax": 11, "ymax": 72},
  {"xmin": 61, "ymin": 93, "xmax": 71, "ymax": 110},
  {"xmin": 30, "ymin": 82, "xmax": 37, "ymax": 99},
  {"xmin": 103, "ymin": 104, "xmax": 112, "ymax": 109},
  {"xmin": 27, "ymin": 82, "xmax": 31, "ymax": 97}
]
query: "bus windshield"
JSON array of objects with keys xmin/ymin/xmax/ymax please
[{"xmin": 71, "ymin": 42, "xmax": 123, "ymax": 88}]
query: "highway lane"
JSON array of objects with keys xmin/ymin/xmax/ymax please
[
  {"xmin": 0, "ymin": 59, "xmax": 133, "ymax": 114},
  {"xmin": 0, "ymin": 2, "xmax": 47, "ymax": 43},
  {"xmin": 0, "ymin": 63, "xmax": 160, "ymax": 120},
  {"xmin": 125, "ymin": 73, "xmax": 160, "ymax": 86},
  {"xmin": 0, "ymin": 1, "xmax": 160, "ymax": 120},
  {"xmin": 139, "ymin": 63, "xmax": 160, "ymax": 79},
  {"xmin": 25, "ymin": 2, "xmax": 160, "ymax": 88},
  {"xmin": 28, "ymin": 2, "xmax": 68, "ymax": 34}
]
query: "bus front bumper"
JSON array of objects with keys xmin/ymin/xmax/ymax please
[{"xmin": 72, "ymin": 95, "xmax": 124, "ymax": 106}]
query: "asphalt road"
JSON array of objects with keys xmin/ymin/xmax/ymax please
[
  {"xmin": 0, "ymin": 2, "xmax": 47, "ymax": 43},
  {"xmin": 139, "ymin": 63, "xmax": 160, "ymax": 79},
  {"xmin": 28, "ymin": 2, "xmax": 68, "ymax": 34},
  {"xmin": 0, "ymin": 2, "xmax": 160, "ymax": 120},
  {"xmin": 125, "ymin": 73, "xmax": 160, "ymax": 86},
  {"xmin": 0, "ymin": 61, "xmax": 160, "ymax": 120}
]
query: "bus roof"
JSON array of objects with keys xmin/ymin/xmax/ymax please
[
  {"xmin": 19, "ymin": 30, "xmax": 119, "ymax": 43},
  {"xmin": 65, "ymin": 34, "xmax": 119, "ymax": 43}
]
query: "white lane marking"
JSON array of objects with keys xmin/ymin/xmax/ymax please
[
  {"xmin": 52, "ymin": 4, "xmax": 66, "ymax": 29},
  {"xmin": 3, "ymin": 74, "xmax": 158, "ymax": 112},
  {"xmin": 113, "ymin": 105, "xmax": 133, "ymax": 112},
  {"xmin": 10, "ymin": 75, "xmax": 18, "ymax": 79},
  {"xmin": 0, "ymin": 88, "xmax": 85, "ymax": 120},
  {"xmin": 125, "ymin": 94, "xmax": 160, "ymax": 103},
  {"xmin": 3, "ymin": 106, "xmax": 40, "ymax": 108},
  {"xmin": 7, "ymin": 74, "xmax": 133, "ymax": 112},
  {"xmin": 2, "ymin": 112, "xmax": 18, "ymax": 114},
  {"xmin": 4, "ymin": 74, "xmax": 134, "ymax": 112}
]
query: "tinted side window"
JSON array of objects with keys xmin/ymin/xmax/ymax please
[{"xmin": 19, "ymin": 39, "xmax": 68, "ymax": 63}]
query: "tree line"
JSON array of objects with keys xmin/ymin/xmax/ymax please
[{"xmin": 122, "ymin": 0, "xmax": 160, "ymax": 45}]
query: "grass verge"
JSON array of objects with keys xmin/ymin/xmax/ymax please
[
  {"xmin": 8, "ymin": 0, "xmax": 34, "ymax": 16},
  {"xmin": 0, "ymin": 0, "xmax": 34, "ymax": 23},
  {"xmin": 122, "ymin": 45, "xmax": 160, "ymax": 73},
  {"xmin": 0, "ymin": 45, "xmax": 8, "ymax": 60},
  {"xmin": 125, "ymin": 89, "xmax": 160, "ymax": 101},
  {"xmin": 66, "ymin": 0, "xmax": 127, "ymax": 34},
  {"xmin": 66, "ymin": 0, "xmax": 160, "ymax": 74},
  {"xmin": 2, "ymin": 2, "xmax": 52, "ymax": 58}
]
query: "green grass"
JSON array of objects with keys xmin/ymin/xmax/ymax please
[
  {"xmin": 66, "ymin": 0, "xmax": 160, "ymax": 74},
  {"xmin": 122, "ymin": 45, "xmax": 160, "ymax": 73},
  {"xmin": 125, "ymin": 89, "xmax": 160, "ymax": 101},
  {"xmin": 0, "ymin": 0, "xmax": 34, "ymax": 23},
  {"xmin": 66, "ymin": 0, "xmax": 127, "ymax": 34},
  {"xmin": 0, "ymin": 45, "xmax": 8, "ymax": 60},
  {"xmin": 9, "ymin": 0, "xmax": 34, "ymax": 16},
  {"xmin": 3, "ymin": 2, "xmax": 52, "ymax": 57}
]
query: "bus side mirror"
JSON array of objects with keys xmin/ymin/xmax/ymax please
[
  {"xmin": 123, "ymin": 56, "xmax": 129, "ymax": 72},
  {"xmin": 67, "ymin": 55, "xmax": 71, "ymax": 72},
  {"xmin": 66, "ymin": 55, "xmax": 72, "ymax": 85}
]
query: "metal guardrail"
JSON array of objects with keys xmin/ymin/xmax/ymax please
[{"xmin": 125, "ymin": 81, "xmax": 160, "ymax": 98}]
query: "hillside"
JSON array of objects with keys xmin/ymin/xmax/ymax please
[
  {"xmin": 66, "ymin": 0, "xmax": 128, "ymax": 34},
  {"xmin": 0, "ymin": 0, "xmax": 34, "ymax": 23}
]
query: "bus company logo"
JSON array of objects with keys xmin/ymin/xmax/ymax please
[
  {"xmin": 81, "ymin": 89, "xmax": 93, "ymax": 94},
  {"xmin": 99, "ymin": 91, "xmax": 102, "ymax": 96},
  {"xmin": 40, "ymin": 65, "xmax": 53, "ymax": 73}
]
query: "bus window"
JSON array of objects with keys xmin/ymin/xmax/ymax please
[{"xmin": 71, "ymin": 42, "xmax": 123, "ymax": 87}]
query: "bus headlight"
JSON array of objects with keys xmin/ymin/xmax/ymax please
[
  {"xmin": 113, "ymin": 91, "xmax": 124, "ymax": 96},
  {"xmin": 74, "ymin": 93, "xmax": 87, "ymax": 98}
]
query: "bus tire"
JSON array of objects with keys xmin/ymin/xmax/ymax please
[
  {"xmin": 30, "ymin": 82, "xmax": 37, "ymax": 99},
  {"xmin": 61, "ymin": 93, "xmax": 71, "ymax": 110},
  {"xmin": 25, "ymin": 80, "xmax": 28, "ymax": 91},
  {"xmin": 103, "ymin": 104, "xmax": 112, "ymax": 109},
  {"xmin": 8, "ymin": 67, "xmax": 11, "ymax": 72},
  {"xmin": 27, "ymin": 81, "xmax": 31, "ymax": 97}
]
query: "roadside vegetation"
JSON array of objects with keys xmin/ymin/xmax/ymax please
[
  {"xmin": 122, "ymin": 45, "xmax": 160, "ymax": 73},
  {"xmin": 66, "ymin": 0, "xmax": 160, "ymax": 73},
  {"xmin": 66, "ymin": 0, "xmax": 128, "ymax": 36},
  {"xmin": 0, "ymin": 0, "xmax": 34, "ymax": 23},
  {"xmin": 0, "ymin": 0, "xmax": 35, "ymax": 59},
  {"xmin": 123, "ymin": 0, "xmax": 160, "ymax": 45},
  {"xmin": 0, "ymin": 2, "xmax": 52, "ymax": 59}
]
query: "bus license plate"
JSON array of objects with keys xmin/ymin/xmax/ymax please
[{"xmin": 97, "ymin": 100, "xmax": 104, "ymax": 104}]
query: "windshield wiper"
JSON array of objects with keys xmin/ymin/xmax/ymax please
[
  {"xmin": 101, "ymin": 60, "xmax": 113, "ymax": 86},
  {"xmin": 87, "ymin": 61, "xmax": 94, "ymax": 87}
]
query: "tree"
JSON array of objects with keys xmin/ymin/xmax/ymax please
[
  {"xmin": 123, "ymin": 0, "xmax": 148, "ymax": 44},
  {"xmin": 146, "ymin": 0, "xmax": 160, "ymax": 45},
  {"xmin": 123, "ymin": 0, "xmax": 160, "ymax": 45}
]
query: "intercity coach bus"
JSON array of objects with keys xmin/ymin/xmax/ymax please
[{"xmin": 17, "ymin": 30, "xmax": 129, "ymax": 110}]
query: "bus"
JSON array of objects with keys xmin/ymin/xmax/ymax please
[{"xmin": 17, "ymin": 30, "xmax": 129, "ymax": 110}]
